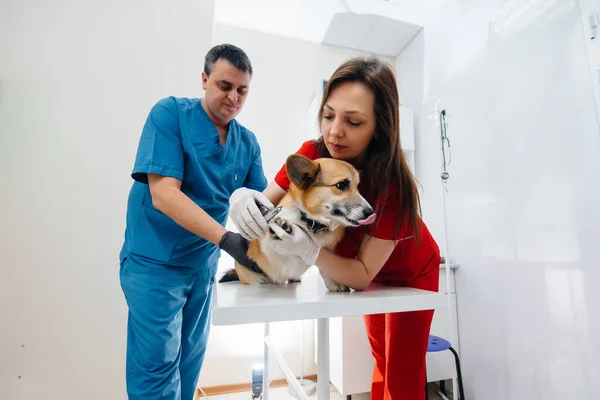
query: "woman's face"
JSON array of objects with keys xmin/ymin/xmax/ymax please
[{"xmin": 321, "ymin": 81, "xmax": 376, "ymax": 164}]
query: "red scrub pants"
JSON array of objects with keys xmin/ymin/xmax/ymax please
[{"xmin": 364, "ymin": 259, "xmax": 440, "ymax": 400}]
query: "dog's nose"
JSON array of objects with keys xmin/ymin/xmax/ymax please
[{"xmin": 358, "ymin": 207, "xmax": 376, "ymax": 225}]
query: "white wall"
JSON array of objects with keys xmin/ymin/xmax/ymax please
[
  {"xmin": 399, "ymin": 0, "xmax": 600, "ymax": 398},
  {"xmin": 0, "ymin": 1, "xmax": 215, "ymax": 399},
  {"xmin": 395, "ymin": 29, "xmax": 429, "ymax": 193},
  {"xmin": 199, "ymin": 23, "xmax": 396, "ymax": 387}
]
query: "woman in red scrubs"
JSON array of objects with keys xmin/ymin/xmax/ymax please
[{"xmin": 229, "ymin": 56, "xmax": 441, "ymax": 400}]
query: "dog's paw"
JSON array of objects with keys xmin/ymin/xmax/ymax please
[
  {"xmin": 325, "ymin": 280, "xmax": 350, "ymax": 292},
  {"xmin": 269, "ymin": 216, "xmax": 293, "ymax": 238},
  {"xmin": 320, "ymin": 272, "xmax": 350, "ymax": 292},
  {"xmin": 273, "ymin": 217, "xmax": 293, "ymax": 234}
]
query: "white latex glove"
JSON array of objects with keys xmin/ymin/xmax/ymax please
[
  {"xmin": 229, "ymin": 187, "xmax": 274, "ymax": 239},
  {"xmin": 268, "ymin": 223, "xmax": 321, "ymax": 266}
]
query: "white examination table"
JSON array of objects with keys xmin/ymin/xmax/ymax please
[{"xmin": 211, "ymin": 267, "xmax": 447, "ymax": 400}]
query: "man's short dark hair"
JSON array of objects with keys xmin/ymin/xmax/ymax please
[{"xmin": 204, "ymin": 44, "xmax": 252, "ymax": 76}]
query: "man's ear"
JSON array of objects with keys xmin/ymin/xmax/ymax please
[
  {"xmin": 286, "ymin": 155, "xmax": 321, "ymax": 190},
  {"xmin": 202, "ymin": 71, "xmax": 208, "ymax": 90}
]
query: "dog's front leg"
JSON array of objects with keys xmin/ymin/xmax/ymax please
[
  {"xmin": 268, "ymin": 216, "xmax": 294, "ymax": 239},
  {"xmin": 318, "ymin": 269, "xmax": 350, "ymax": 292}
]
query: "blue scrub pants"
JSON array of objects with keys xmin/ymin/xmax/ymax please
[{"xmin": 120, "ymin": 256, "xmax": 216, "ymax": 400}]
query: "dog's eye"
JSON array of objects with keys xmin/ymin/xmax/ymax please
[{"xmin": 335, "ymin": 180, "xmax": 350, "ymax": 191}]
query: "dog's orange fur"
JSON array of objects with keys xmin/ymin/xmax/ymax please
[{"xmin": 219, "ymin": 154, "xmax": 374, "ymax": 291}]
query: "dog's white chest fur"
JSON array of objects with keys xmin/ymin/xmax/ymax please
[{"xmin": 256, "ymin": 206, "xmax": 349, "ymax": 292}]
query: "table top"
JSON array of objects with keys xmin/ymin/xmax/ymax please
[
  {"xmin": 442, "ymin": 263, "xmax": 459, "ymax": 269},
  {"xmin": 211, "ymin": 267, "xmax": 448, "ymax": 326}
]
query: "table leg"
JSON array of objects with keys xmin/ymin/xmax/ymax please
[
  {"xmin": 263, "ymin": 322, "xmax": 270, "ymax": 400},
  {"xmin": 317, "ymin": 318, "xmax": 330, "ymax": 400}
]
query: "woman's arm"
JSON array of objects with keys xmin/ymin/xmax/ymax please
[
  {"xmin": 315, "ymin": 235, "xmax": 397, "ymax": 291},
  {"xmin": 262, "ymin": 181, "xmax": 287, "ymax": 206}
]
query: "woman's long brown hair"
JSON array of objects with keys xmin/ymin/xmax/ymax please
[{"xmin": 315, "ymin": 56, "xmax": 422, "ymax": 240}]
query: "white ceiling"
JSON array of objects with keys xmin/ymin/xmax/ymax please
[{"xmin": 215, "ymin": 0, "xmax": 447, "ymax": 57}]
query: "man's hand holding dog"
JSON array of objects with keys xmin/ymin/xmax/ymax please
[{"xmin": 218, "ymin": 231, "xmax": 262, "ymax": 271}]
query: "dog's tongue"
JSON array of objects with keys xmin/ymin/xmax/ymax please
[{"xmin": 358, "ymin": 213, "xmax": 377, "ymax": 225}]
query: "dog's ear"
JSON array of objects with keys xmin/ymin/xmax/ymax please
[{"xmin": 286, "ymin": 154, "xmax": 321, "ymax": 190}]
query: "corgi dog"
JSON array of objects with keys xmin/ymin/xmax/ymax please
[{"xmin": 219, "ymin": 154, "xmax": 376, "ymax": 292}]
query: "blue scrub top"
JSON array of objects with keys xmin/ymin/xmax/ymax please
[{"xmin": 119, "ymin": 96, "xmax": 268, "ymax": 270}]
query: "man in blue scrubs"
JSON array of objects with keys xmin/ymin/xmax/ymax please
[{"xmin": 119, "ymin": 44, "xmax": 273, "ymax": 400}]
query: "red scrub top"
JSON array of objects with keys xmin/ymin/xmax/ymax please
[{"xmin": 274, "ymin": 140, "xmax": 440, "ymax": 287}]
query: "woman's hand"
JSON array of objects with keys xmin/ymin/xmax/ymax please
[{"xmin": 268, "ymin": 223, "xmax": 321, "ymax": 266}]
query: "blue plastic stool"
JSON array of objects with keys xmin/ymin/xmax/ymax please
[{"xmin": 425, "ymin": 335, "xmax": 465, "ymax": 399}]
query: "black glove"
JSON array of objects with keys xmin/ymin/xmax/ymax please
[{"xmin": 219, "ymin": 231, "xmax": 263, "ymax": 273}]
